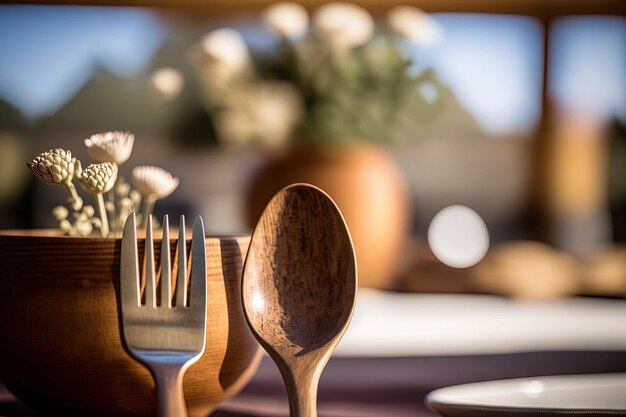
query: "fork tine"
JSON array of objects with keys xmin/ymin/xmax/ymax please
[
  {"xmin": 189, "ymin": 216, "xmax": 206, "ymax": 310},
  {"xmin": 119, "ymin": 212, "xmax": 206, "ymax": 417},
  {"xmin": 144, "ymin": 215, "xmax": 156, "ymax": 308},
  {"xmin": 121, "ymin": 212, "xmax": 140, "ymax": 307},
  {"xmin": 160, "ymin": 215, "xmax": 172, "ymax": 308},
  {"xmin": 175, "ymin": 215, "xmax": 187, "ymax": 307}
]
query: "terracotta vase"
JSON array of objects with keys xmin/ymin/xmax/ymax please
[
  {"xmin": 0, "ymin": 230, "xmax": 262, "ymax": 417},
  {"xmin": 245, "ymin": 146, "xmax": 410, "ymax": 289}
]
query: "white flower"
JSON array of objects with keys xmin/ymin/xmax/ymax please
[
  {"xmin": 263, "ymin": 2, "xmax": 309, "ymax": 39},
  {"xmin": 27, "ymin": 148, "xmax": 74, "ymax": 185},
  {"xmin": 250, "ymin": 82, "xmax": 302, "ymax": 147},
  {"xmin": 79, "ymin": 162, "xmax": 118, "ymax": 194},
  {"xmin": 215, "ymin": 81, "xmax": 302, "ymax": 148},
  {"xmin": 84, "ymin": 131, "xmax": 135, "ymax": 165},
  {"xmin": 151, "ymin": 67, "xmax": 184, "ymax": 100},
  {"xmin": 312, "ymin": 2, "xmax": 374, "ymax": 50},
  {"xmin": 200, "ymin": 28, "xmax": 250, "ymax": 77},
  {"xmin": 132, "ymin": 166, "xmax": 179, "ymax": 199},
  {"xmin": 387, "ymin": 6, "xmax": 443, "ymax": 46}
]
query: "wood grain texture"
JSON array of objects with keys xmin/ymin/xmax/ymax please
[
  {"xmin": 0, "ymin": 230, "xmax": 262, "ymax": 417},
  {"xmin": 242, "ymin": 184, "xmax": 357, "ymax": 417}
]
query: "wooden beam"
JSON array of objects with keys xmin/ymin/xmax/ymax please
[
  {"xmin": 529, "ymin": 17, "xmax": 553, "ymax": 242},
  {"xmin": 3, "ymin": 0, "xmax": 625, "ymax": 17}
]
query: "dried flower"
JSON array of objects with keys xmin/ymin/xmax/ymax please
[
  {"xmin": 132, "ymin": 166, "xmax": 179, "ymax": 200},
  {"xmin": 151, "ymin": 67, "xmax": 184, "ymax": 101},
  {"xmin": 27, "ymin": 149, "xmax": 74, "ymax": 185},
  {"xmin": 387, "ymin": 6, "xmax": 443, "ymax": 46},
  {"xmin": 83, "ymin": 205, "xmax": 95, "ymax": 218},
  {"xmin": 79, "ymin": 163, "xmax": 118, "ymax": 194},
  {"xmin": 312, "ymin": 2, "xmax": 374, "ymax": 50},
  {"xmin": 78, "ymin": 162, "xmax": 117, "ymax": 237},
  {"xmin": 215, "ymin": 81, "xmax": 302, "ymax": 148},
  {"xmin": 74, "ymin": 158, "xmax": 82, "ymax": 178},
  {"xmin": 27, "ymin": 133, "xmax": 178, "ymax": 238},
  {"xmin": 60, "ymin": 219, "xmax": 72, "ymax": 234},
  {"xmin": 84, "ymin": 131, "xmax": 135, "ymax": 165},
  {"xmin": 52, "ymin": 203, "xmax": 96, "ymax": 236},
  {"xmin": 52, "ymin": 205, "xmax": 69, "ymax": 221},
  {"xmin": 116, "ymin": 181, "xmax": 131, "ymax": 198},
  {"xmin": 91, "ymin": 217, "xmax": 102, "ymax": 229},
  {"xmin": 200, "ymin": 29, "xmax": 250, "ymax": 77},
  {"xmin": 69, "ymin": 195, "xmax": 83, "ymax": 212},
  {"xmin": 28, "ymin": 149, "xmax": 83, "ymax": 214},
  {"xmin": 120, "ymin": 197, "xmax": 134, "ymax": 211},
  {"xmin": 74, "ymin": 219, "xmax": 93, "ymax": 236},
  {"xmin": 263, "ymin": 2, "xmax": 309, "ymax": 39},
  {"xmin": 130, "ymin": 190, "xmax": 142, "ymax": 206},
  {"xmin": 132, "ymin": 165, "xmax": 178, "ymax": 228}
]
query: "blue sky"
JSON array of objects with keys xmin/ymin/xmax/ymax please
[
  {"xmin": 0, "ymin": 6, "xmax": 623, "ymax": 136},
  {"xmin": 418, "ymin": 13, "xmax": 543, "ymax": 136},
  {"xmin": 0, "ymin": 5, "xmax": 165, "ymax": 118},
  {"xmin": 551, "ymin": 16, "xmax": 626, "ymax": 120}
]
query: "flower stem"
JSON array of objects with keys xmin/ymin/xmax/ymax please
[
  {"xmin": 140, "ymin": 195, "xmax": 157, "ymax": 229},
  {"xmin": 64, "ymin": 182, "xmax": 82, "ymax": 211},
  {"xmin": 107, "ymin": 185, "xmax": 117, "ymax": 234},
  {"xmin": 96, "ymin": 192, "xmax": 109, "ymax": 237}
]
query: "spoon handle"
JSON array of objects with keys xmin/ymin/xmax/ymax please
[{"xmin": 281, "ymin": 366, "xmax": 321, "ymax": 417}]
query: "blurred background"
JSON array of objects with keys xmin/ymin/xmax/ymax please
[{"xmin": 0, "ymin": 0, "xmax": 625, "ymax": 299}]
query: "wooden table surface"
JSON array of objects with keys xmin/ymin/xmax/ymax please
[
  {"xmin": 3, "ymin": 292, "xmax": 626, "ymax": 416},
  {"xmin": 214, "ymin": 351, "xmax": 626, "ymax": 417},
  {"xmin": 3, "ymin": 351, "xmax": 626, "ymax": 416}
]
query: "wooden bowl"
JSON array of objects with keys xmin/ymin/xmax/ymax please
[{"xmin": 0, "ymin": 230, "xmax": 262, "ymax": 417}]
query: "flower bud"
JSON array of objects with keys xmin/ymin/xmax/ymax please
[
  {"xmin": 79, "ymin": 162, "xmax": 118, "ymax": 194},
  {"xmin": 27, "ymin": 149, "xmax": 74, "ymax": 185},
  {"xmin": 52, "ymin": 205, "xmax": 69, "ymax": 221},
  {"xmin": 60, "ymin": 219, "xmax": 72, "ymax": 233},
  {"xmin": 75, "ymin": 220, "xmax": 93, "ymax": 236},
  {"xmin": 83, "ymin": 205, "xmax": 95, "ymax": 217}
]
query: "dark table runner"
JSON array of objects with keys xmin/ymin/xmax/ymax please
[{"xmin": 2, "ymin": 351, "xmax": 626, "ymax": 417}]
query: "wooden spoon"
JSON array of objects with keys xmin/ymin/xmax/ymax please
[{"xmin": 242, "ymin": 183, "xmax": 357, "ymax": 417}]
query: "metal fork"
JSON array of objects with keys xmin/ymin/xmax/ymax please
[{"xmin": 120, "ymin": 212, "xmax": 207, "ymax": 417}]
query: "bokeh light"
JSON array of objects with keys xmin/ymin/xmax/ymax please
[{"xmin": 428, "ymin": 205, "xmax": 490, "ymax": 268}]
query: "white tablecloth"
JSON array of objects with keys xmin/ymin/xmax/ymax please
[{"xmin": 335, "ymin": 290, "xmax": 626, "ymax": 357}]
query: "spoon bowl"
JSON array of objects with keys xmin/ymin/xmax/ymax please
[{"xmin": 242, "ymin": 183, "xmax": 357, "ymax": 417}]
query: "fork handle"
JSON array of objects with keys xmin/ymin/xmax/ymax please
[{"xmin": 152, "ymin": 363, "xmax": 188, "ymax": 417}]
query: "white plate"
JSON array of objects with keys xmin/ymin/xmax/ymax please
[{"xmin": 427, "ymin": 373, "xmax": 626, "ymax": 416}]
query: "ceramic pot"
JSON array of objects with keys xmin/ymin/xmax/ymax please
[
  {"xmin": 0, "ymin": 230, "xmax": 262, "ymax": 417},
  {"xmin": 245, "ymin": 146, "xmax": 409, "ymax": 289}
]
